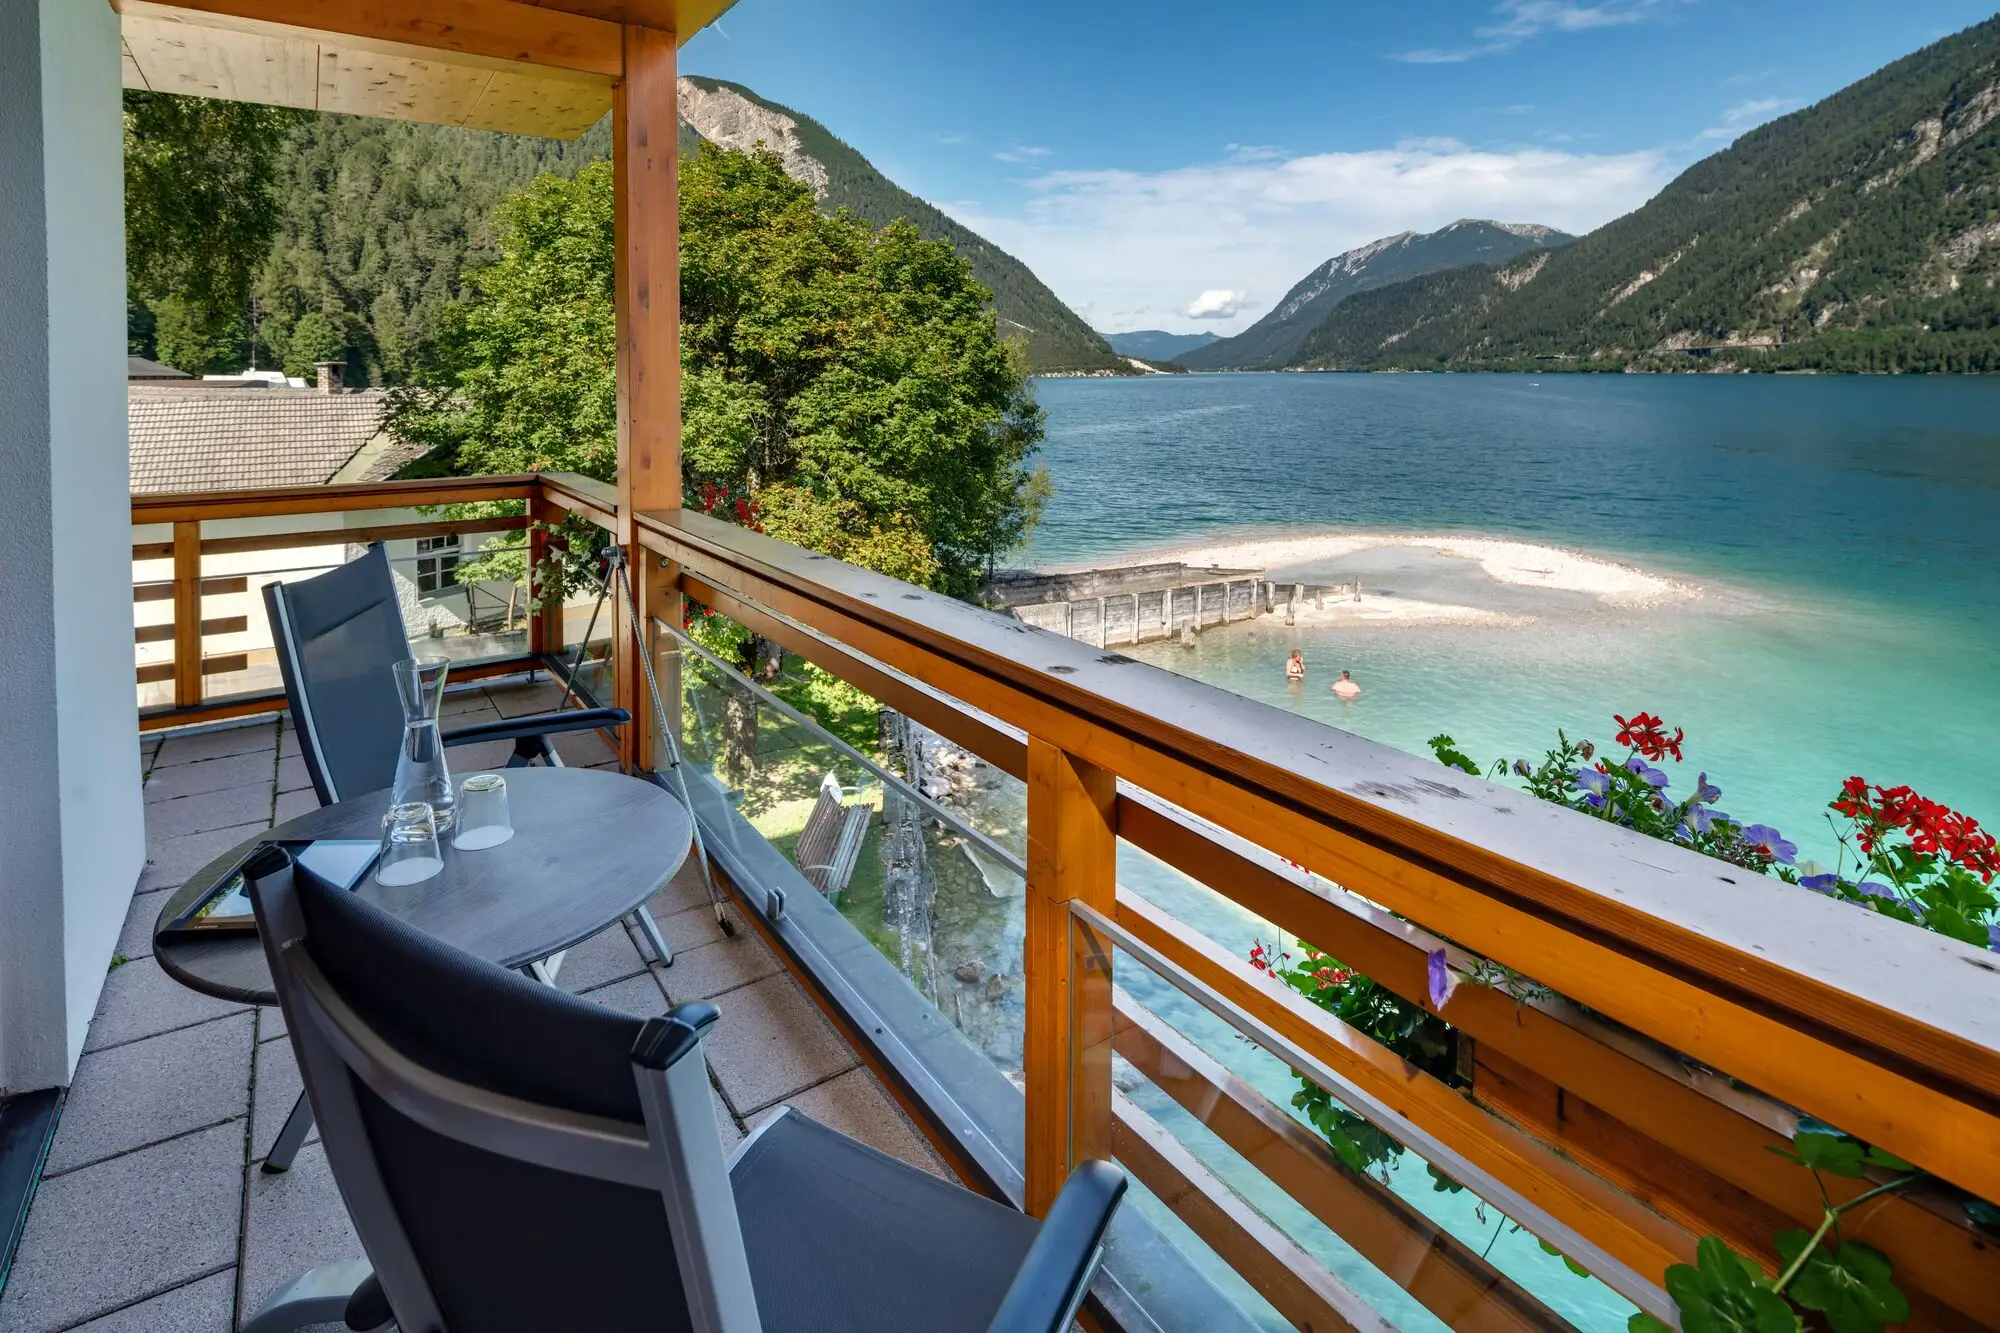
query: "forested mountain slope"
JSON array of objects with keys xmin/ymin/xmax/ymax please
[
  {"xmin": 144, "ymin": 80, "xmax": 1117, "ymax": 381},
  {"xmin": 1293, "ymin": 16, "xmax": 2000, "ymax": 373},
  {"xmin": 678, "ymin": 77, "xmax": 1125, "ymax": 374},
  {"xmin": 1105, "ymin": 330, "xmax": 1221, "ymax": 359},
  {"xmin": 1180, "ymin": 220, "xmax": 1571, "ymax": 370}
]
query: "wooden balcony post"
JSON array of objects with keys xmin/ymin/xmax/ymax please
[
  {"xmin": 526, "ymin": 490, "xmax": 558, "ymax": 657},
  {"xmin": 1024, "ymin": 737, "xmax": 1118, "ymax": 1216},
  {"xmin": 612, "ymin": 21, "xmax": 682, "ymax": 774},
  {"xmin": 171, "ymin": 520, "xmax": 202, "ymax": 708}
]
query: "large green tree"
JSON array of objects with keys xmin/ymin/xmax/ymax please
[
  {"xmin": 389, "ymin": 144, "xmax": 1048, "ymax": 596},
  {"xmin": 124, "ymin": 92, "xmax": 296, "ymax": 372}
]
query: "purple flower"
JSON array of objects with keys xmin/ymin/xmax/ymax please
[
  {"xmin": 1582, "ymin": 793, "xmax": 1609, "ymax": 811},
  {"xmin": 1427, "ymin": 949, "xmax": 1459, "ymax": 1012},
  {"xmin": 1989, "ymin": 924, "xmax": 2000, "ymax": 954},
  {"xmin": 1625, "ymin": 756, "xmax": 1670, "ymax": 789},
  {"xmin": 1800, "ymin": 873, "xmax": 1841, "ymax": 895},
  {"xmin": 1740, "ymin": 825, "xmax": 1797, "ymax": 866},
  {"xmin": 1857, "ymin": 881, "xmax": 1896, "ymax": 901},
  {"xmin": 1694, "ymin": 773, "xmax": 1722, "ymax": 804},
  {"xmin": 1682, "ymin": 806, "xmax": 1718, "ymax": 837},
  {"xmin": 1573, "ymin": 767, "xmax": 1610, "ymax": 797}
]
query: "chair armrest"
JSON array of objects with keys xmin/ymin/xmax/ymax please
[
  {"xmin": 441, "ymin": 707, "xmax": 630, "ymax": 748},
  {"xmin": 985, "ymin": 1160, "xmax": 1127, "ymax": 1333},
  {"xmin": 633, "ymin": 1002, "xmax": 721, "ymax": 1070}
]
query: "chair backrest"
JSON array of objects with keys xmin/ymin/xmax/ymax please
[
  {"xmin": 263, "ymin": 543, "xmax": 410, "ymax": 805},
  {"xmin": 247, "ymin": 850, "xmax": 761, "ymax": 1333},
  {"xmin": 794, "ymin": 786, "xmax": 849, "ymax": 893}
]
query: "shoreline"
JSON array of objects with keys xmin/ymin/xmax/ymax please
[{"xmin": 1032, "ymin": 528, "xmax": 1701, "ymax": 610}]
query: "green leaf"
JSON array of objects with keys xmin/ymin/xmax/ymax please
[
  {"xmin": 1964, "ymin": 1198, "xmax": 2000, "ymax": 1233},
  {"xmin": 1536, "ymin": 1237, "xmax": 1592, "ymax": 1277},
  {"xmin": 1861, "ymin": 1144, "xmax": 1915, "ymax": 1173},
  {"xmin": 1783, "ymin": 1240, "xmax": 1908, "ymax": 1333},
  {"xmin": 1661, "ymin": 1238, "xmax": 1801, "ymax": 1333},
  {"xmin": 1628, "ymin": 1316, "xmax": 1675, "ymax": 1333},
  {"xmin": 1787, "ymin": 1131, "xmax": 1868, "ymax": 1178}
]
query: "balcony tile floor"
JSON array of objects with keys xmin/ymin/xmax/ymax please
[{"xmin": 0, "ymin": 678, "xmax": 942, "ymax": 1332}]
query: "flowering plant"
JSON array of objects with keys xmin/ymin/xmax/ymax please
[
  {"xmin": 1806, "ymin": 778, "xmax": 2000, "ymax": 948},
  {"xmin": 1259, "ymin": 710, "xmax": 1999, "ymax": 1332},
  {"xmin": 1250, "ymin": 940, "xmax": 1460, "ymax": 1190}
]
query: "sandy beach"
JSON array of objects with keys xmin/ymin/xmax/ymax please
[
  {"xmin": 1047, "ymin": 529, "xmax": 1700, "ymax": 610},
  {"xmin": 1283, "ymin": 592, "xmax": 1526, "ymax": 627}
]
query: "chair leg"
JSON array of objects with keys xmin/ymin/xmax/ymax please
[
  {"xmin": 239, "ymin": 1259, "xmax": 378, "ymax": 1332},
  {"xmin": 261, "ymin": 1092, "xmax": 315, "ymax": 1174},
  {"xmin": 629, "ymin": 905, "xmax": 674, "ymax": 967}
]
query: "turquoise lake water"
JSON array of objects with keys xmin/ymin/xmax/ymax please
[
  {"xmin": 1013, "ymin": 372, "xmax": 2000, "ymax": 1329},
  {"xmin": 1024, "ymin": 372, "xmax": 2000, "ymax": 870}
]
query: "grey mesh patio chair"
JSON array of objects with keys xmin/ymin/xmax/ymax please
[
  {"xmin": 241, "ymin": 849, "xmax": 1128, "ymax": 1333},
  {"xmin": 262, "ymin": 542, "xmax": 674, "ymax": 964}
]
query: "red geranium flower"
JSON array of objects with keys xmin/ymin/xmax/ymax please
[{"xmin": 1613, "ymin": 712, "xmax": 1685, "ymax": 762}]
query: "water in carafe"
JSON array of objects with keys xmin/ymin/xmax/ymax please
[{"xmin": 389, "ymin": 657, "xmax": 456, "ymax": 833}]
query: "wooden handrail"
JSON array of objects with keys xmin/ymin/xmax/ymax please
[
  {"xmin": 130, "ymin": 473, "xmax": 541, "ymax": 524},
  {"xmin": 635, "ymin": 505, "xmax": 2000, "ymax": 1207}
]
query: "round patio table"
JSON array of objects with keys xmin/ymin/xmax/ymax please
[{"xmin": 154, "ymin": 765, "xmax": 692, "ymax": 1168}]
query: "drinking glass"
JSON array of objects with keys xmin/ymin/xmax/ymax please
[
  {"xmin": 376, "ymin": 801, "xmax": 444, "ymax": 886},
  {"xmin": 453, "ymin": 774, "xmax": 514, "ymax": 851}
]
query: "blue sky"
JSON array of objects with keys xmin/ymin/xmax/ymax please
[{"xmin": 683, "ymin": 1, "xmax": 2000, "ymax": 334}]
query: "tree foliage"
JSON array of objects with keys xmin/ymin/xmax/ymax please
[
  {"xmin": 387, "ymin": 145, "xmax": 1049, "ymax": 597},
  {"xmin": 123, "ymin": 91, "xmax": 296, "ymax": 372},
  {"xmin": 248, "ymin": 114, "xmax": 611, "ymax": 386},
  {"xmin": 681, "ymin": 77, "xmax": 1125, "ymax": 374}
]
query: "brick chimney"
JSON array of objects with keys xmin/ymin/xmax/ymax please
[{"xmin": 315, "ymin": 361, "xmax": 344, "ymax": 393}]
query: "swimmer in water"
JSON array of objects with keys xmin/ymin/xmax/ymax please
[
  {"xmin": 1331, "ymin": 670, "xmax": 1361, "ymax": 700},
  {"xmin": 1286, "ymin": 650, "xmax": 1306, "ymax": 683}
]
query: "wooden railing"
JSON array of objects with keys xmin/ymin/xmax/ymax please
[
  {"xmin": 619, "ymin": 501, "xmax": 2000, "ymax": 1332},
  {"xmin": 131, "ymin": 475, "xmax": 556, "ymax": 729},
  {"xmin": 139, "ymin": 475, "xmax": 2000, "ymax": 1331}
]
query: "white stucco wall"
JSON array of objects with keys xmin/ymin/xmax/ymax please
[{"xmin": 0, "ymin": 0, "xmax": 144, "ymax": 1091}]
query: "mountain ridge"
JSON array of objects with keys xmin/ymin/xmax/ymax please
[
  {"xmin": 678, "ymin": 76, "xmax": 1127, "ymax": 375},
  {"xmin": 1104, "ymin": 329, "xmax": 1222, "ymax": 360},
  {"xmin": 1291, "ymin": 16, "xmax": 2000, "ymax": 373},
  {"xmin": 1179, "ymin": 219, "xmax": 1575, "ymax": 370}
]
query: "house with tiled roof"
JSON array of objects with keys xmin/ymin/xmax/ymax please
[
  {"xmin": 128, "ymin": 382, "xmax": 523, "ymax": 706},
  {"xmin": 127, "ymin": 385, "xmax": 428, "ymax": 493}
]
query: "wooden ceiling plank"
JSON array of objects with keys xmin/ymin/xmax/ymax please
[
  {"xmin": 316, "ymin": 45, "xmax": 493, "ymax": 126},
  {"xmin": 469, "ymin": 66, "xmax": 613, "ymax": 137},
  {"xmin": 122, "ymin": 36, "xmax": 153, "ymax": 91},
  {"xmin": 526, "ymin": 0, "xmax": 739, "ymax": 44},
  {"xmin": 123, "ymin": 15, "xmax": 319, "ymax": 109}
]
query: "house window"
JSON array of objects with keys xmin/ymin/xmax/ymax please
[{"xmin": 416, "ymin": 535, "xmax": 461, "ymax": 597}]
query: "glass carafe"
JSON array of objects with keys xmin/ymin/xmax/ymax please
[{"xmin": 389, "ymin": 657, "xmax": 456, "ymax": 833}]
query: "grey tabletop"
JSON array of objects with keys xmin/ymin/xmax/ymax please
[{"xmin": 154, "ymin": 766, "xmax": 692, "ymax": 1006}]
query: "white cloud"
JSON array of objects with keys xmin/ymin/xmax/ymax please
[
  {"xmin": 1695, "ymin": 96, "xmax": 1792, "ymax": 142},
  {"xmin": 1393, "ymin": 0, "xmax": 1686, "ymax": 63},
  {"xmin": 941, "ymin": 141, "xmax": 1675, "ymax": 334},
  {"xmin": 1185, "ymin": 290, "xmax": 1249, "ymax": 320},
  {"xmin": 994, "ymin": 145, "xmax": 1054, "ymax": 164}
]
